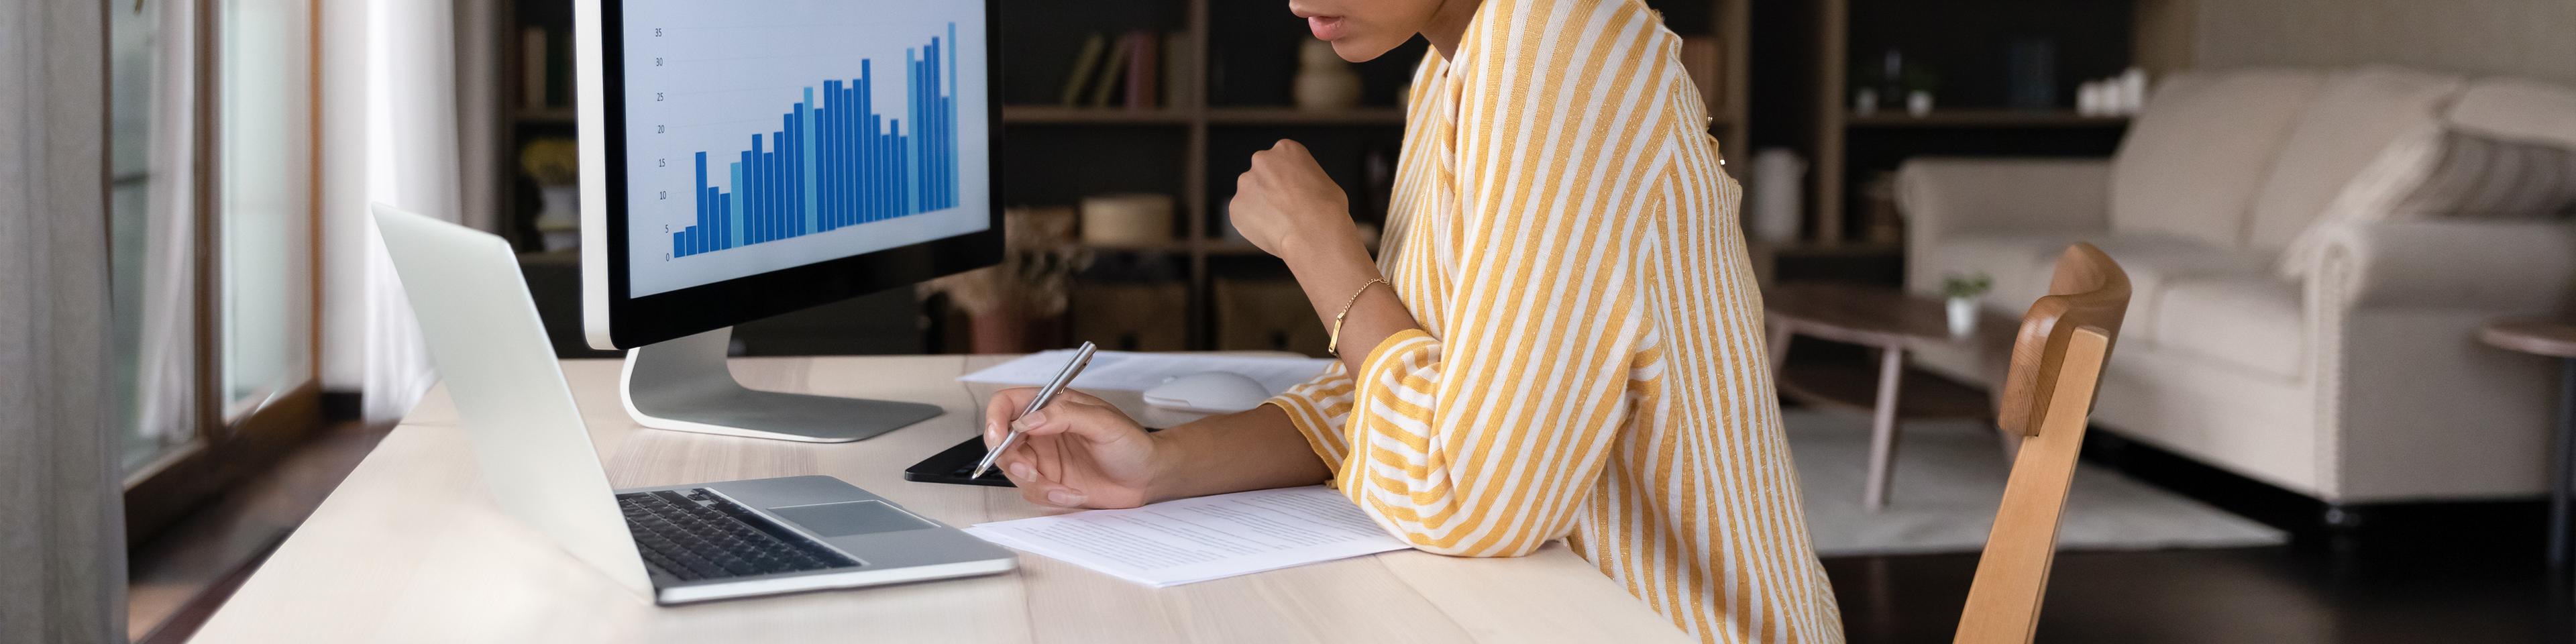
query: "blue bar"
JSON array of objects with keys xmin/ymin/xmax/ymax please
[
  {"xmin": 760, "ymin": 138, "xmax": 773, "ymax": 244},
  {"xmin": 860, "ymin": 60, "xmax": 875, "ymax": 224},
  {"xmin": 694, "ymin": 152, "xmax": 710, "ymax": 247},
  {"xmin": 773, "ymin": 140, "xmax": 785, "ymax": 241},
  {"xmin": 798, "ymin": 91, "xmax": 815, "ymax": 235},
  {"xmin": 748, "ymin": 137, "xmax": 764, "ymax": 244},
  {"xmin": 773, "ymin": 131, "xmax": 787, "ymax": 239},
  {"xmin": 755, "ymin": 142, "xmax": 769, "ymax": 244},
  {"xmin": 839, "ymin": 83, "xmax": 850, "ymax": 229},
  {"xmin": 821, "ymin": 83, "xmax": 837, "ymax": 231},
  {"xmin": 820, "ymin": 103, "xmax": 831, "ymax": 231}
]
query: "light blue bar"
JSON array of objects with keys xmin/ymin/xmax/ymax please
[{"xmin": 731, "ymin": 158, "xmax": 746, "ymax": 246}]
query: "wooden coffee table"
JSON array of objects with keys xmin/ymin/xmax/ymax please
[
  {"xmin": 1765, "ymin": 282, "xmax": 2020, "ymax": 511},
  {"xmin": 2479, "ymin": 317, "xmax": 2576, "ymax": 574}
]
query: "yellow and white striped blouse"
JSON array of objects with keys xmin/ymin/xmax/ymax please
[{"xmin": 1263, "ymin": 1, "xmax": 1843, "ymax": 641}]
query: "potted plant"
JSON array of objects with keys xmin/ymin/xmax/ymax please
[
  {"xmin": 920, "ymin": 207, "xmax": 1090, "ymax": 353},
  {"xmin": 1942, "ymin": 272, "xmax": 1992, "ymax": 337}
]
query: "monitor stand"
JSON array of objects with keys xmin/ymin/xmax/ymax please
[{"xmin": 620, "ymin": 327, "xmax": 942, "ymax": 443}]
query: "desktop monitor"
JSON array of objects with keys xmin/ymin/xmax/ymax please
[{"xmin": 575, "ymin": 0, "xmax": 1000, "ymax": 442}]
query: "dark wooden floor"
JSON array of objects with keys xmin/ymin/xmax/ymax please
[
  {"xmin": 1778, "ymin": 336, "xmax": 2574, "ymax": 643},
  {"xmin": 1826, "ymin": 541, "xmax": 2571, "ymax": 643}
]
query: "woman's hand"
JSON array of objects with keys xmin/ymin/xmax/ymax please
[
  {"xmin": 1229, "ymin": 140, "xmax": 1361, "ymax": 261},
  {"xmin": 982, "ymin": 388, "xmax": 1164, "ymax": 509}
]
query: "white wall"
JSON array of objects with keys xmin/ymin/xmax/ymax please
[{"xmin": 2184, "ymin": 0, "xmax": 2576, "ymax": 85}]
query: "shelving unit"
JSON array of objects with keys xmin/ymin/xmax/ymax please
[
  {"xmin": 480, "ymin": 0, "xmax": 1751, "ymax": 354},
  {"xmin": 1803, "ymin": 0, "xmax": 2135, "ymax": 247}
]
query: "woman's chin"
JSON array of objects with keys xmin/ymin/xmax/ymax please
[{"xmin": 1326, "ymin": 38, "xmax": 1393, "ymax": 63}]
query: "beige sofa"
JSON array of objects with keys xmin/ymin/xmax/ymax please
[{"xmin": 1899, "ymin": 66, "xmax": 2576, "ymax": 505}]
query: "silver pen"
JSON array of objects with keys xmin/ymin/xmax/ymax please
[{"xmin": 970, "ymin": 341, "xmax": 1098, "ymax": 480}]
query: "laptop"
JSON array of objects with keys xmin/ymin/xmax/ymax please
[{"xmin": 371, "ymin": 203, "xmax": 1015, "ymax": 604}]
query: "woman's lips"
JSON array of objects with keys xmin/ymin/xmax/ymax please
[{"xmin": 1307, "ymin": 15, "xmax": 1346, "ymax": 40}]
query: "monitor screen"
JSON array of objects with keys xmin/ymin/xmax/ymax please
[
  {"xmin": 615, "ymin": 0, "xmax": 989, "ymax": 297},
  {"xmin": 579, "ymin": 0, "xmax": 1001, "ymax": 350}
]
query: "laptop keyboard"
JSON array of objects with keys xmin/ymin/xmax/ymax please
[{"xmin": 618, "ymin": 489, "xmax": 858, "ymax": 582}]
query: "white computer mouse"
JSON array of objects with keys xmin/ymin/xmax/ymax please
[{"xmin": 1142, "ymin": 372, "xmax": 1272, "ymax": 414}]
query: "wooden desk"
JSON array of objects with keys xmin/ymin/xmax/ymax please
[{"xmin": 191, "ymin": 356, "xmax": 1693, "ymax": 644}]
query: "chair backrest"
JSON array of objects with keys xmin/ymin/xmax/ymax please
[{"xmin": 1954, "ymin": 243, "xmax": 2131, "ymax": 644}]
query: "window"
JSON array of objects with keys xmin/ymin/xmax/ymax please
[{"xmin": 113, "ymin": 0, "xmax": 325, "ymax": 542}]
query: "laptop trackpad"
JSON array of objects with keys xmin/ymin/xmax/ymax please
[{"xmin": 767, "ymin": 500, "xmax": 936, "ymax": 537}]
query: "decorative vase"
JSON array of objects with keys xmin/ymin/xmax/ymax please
[
  {"xmin": 1750, "ymin": 148, "xmax": 1805, "ymax": 244},
  {"xmin": 535, "ymin": 184, "xmax": 581, "ymax": 252},
  {"xmin": 1293, "ymin": 40, "xmax": 1361, "ymax": 112},
  {"xmin": 1946, "ymin": 297, "xmax": 1978, "ymax": 337},
  {"xmin": 971, "ymin": 311, "xmax": 1033, "ymax": 354}
]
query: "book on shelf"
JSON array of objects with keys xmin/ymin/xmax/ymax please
[
  {"xmin": 523, "ymin": 27, "xmax": 547, "ymax": 111},
  {"xmin": 519, "ymin": 25, "xmax": 575, "ymax": 111},
  {"xmin": 1086, "ymin": 36, "xmax": 1129, "ymax": 108},
  {"xmin": 1124, "ymin": 30, "xmax": 1159, "ymax": 111},
  {"xmin": 1058, "ymin": 32, "xmax": 1108, "ymax": 107},
  {"xmin": 545, "ymin": 27, "xmax": 572, "ymax": 108},
  {"xmin": 1163, "ymin": 32, "xmax": 1191, "ymax": 110}
]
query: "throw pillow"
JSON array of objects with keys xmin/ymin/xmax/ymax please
[
  {"xmin": 2276, "ymin": 127, "xmax": 2576, "ymax": 278},
  {"xmin": 2390, "ymin": 129, "xmax": 2576, "ymax": 218}
]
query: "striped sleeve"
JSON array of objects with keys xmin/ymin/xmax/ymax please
[
  {"xmin": 1264, "ymin": 361, "xmax": 1354, "ymax": 476},
  {"xmin": 1313, "ymin": 1, "xmax": 1680, "ymax": 557}
]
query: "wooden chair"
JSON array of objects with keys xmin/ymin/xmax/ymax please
[{"xmin": 1953, "ymin": 242, "xmax": 2131, "ymax": 644}]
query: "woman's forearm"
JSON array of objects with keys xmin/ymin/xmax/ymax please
[
  {"xmin": 1146, "ymin": 404, "xmax": 1333, "ymax": 502},
  {"xmin": 1282, "ymin": 234, "xmax": 1421, "ymax": 374}
]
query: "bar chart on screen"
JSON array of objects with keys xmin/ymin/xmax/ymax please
[
  {"xmin": 619, "ymin": 0, "xmax": 987, "ymax": 297},
  {"xmin": 669, "ymin": 25, "xmax": 959, "ymax": 258}
]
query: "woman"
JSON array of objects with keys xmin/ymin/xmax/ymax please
[{"xmin": 981, "ymin": 0, "xmax": 1843, "ymax": 641}]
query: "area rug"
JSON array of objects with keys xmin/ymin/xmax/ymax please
[{"xmin": 1783, "ymin": 410, "xmax": 2286, "ymax": 557}]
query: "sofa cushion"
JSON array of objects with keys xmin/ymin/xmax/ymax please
[
  {"xmin": 2111, "ymin": 68, "xmax": 2326, "ymax": 249},
  {"xmin": 1924, "ymin": 232, "xmax": 2272, "ymax": 341},
  {"xmin": 2149, "ymin": 278, "xmax": 2306, "ymax": 381},
  {"xmin": 2247, "ymin": 66, "xmax": 2465, "ymax": 250},
  {"xmin": 2448, "ymin": 78, "xmax": 2576, "ymax": 148}
]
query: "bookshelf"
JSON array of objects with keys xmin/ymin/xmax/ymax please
[{"xmin": 481, "ymin": 0, "xmax": 1752, "ymax": 354}]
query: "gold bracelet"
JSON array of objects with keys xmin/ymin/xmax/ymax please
[{"xmin": 1327, "ymin": 278, "xmax": 1389, "ymax": 357}]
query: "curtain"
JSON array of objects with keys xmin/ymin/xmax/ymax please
[
  {"xmin": 136, "ymin": 0, "xmax": 200, "ymax": 443},
  {"xmin": 0, "ymin": 3, "xmax": 130, "ymax": 644},
  {"xmin": 321, "ymin": 0, "xmax": 464, "ymax": 423}
]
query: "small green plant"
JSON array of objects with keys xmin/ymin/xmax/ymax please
[
  {"xmin": 519, "ymin": 138, "xmax": 580, "ymax": 186},
  {"xmin": 1942, "ymin": 272, "xmax": 1992, "ymax": 300}
]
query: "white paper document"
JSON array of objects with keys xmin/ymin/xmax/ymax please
[
  {"xmin": 964, "ymin": 486, "xmax": 1409, "ymax": 588},
  {"xmin": 958, "ymin": 350, "xmax": 1334, "ymax": 394}
]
